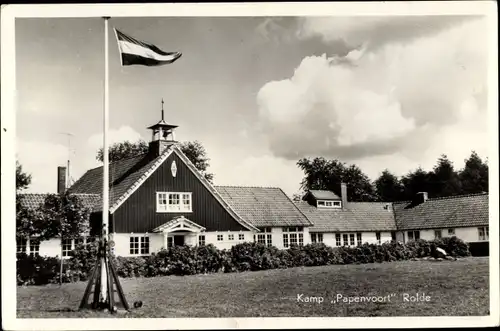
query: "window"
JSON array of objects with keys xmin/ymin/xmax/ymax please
[
  {"xmin": 283, "ymin": 227, "xmax": 303, "ymax": 248},
  {"xmin": 182, "ymin": 193, "xmax": 191, "ymax": 211},
  {"xmin": 434, "ymin": 230, "xmax": 442, "ymax": 239},
  {"xmin": 257, "ymin": 228, "xmax": 273, "ymax": 246},
  {"xmin": 448, "ymin": 228, "xmax": 455, "ymax": 236},
  {"xmin": 130, "ymin": 236, "xmax": 149, "ymax": 255},
  {"xmin": 228, "ymin": 234, "xmax": 234, "ymax": 241},
  {"xmin": 217, "ymin": 234, "xmax": 224, "ymax": 241},
  {"xmin": 311, "ymin": 233, "xmax": 323, "ymax": 243},
  {"xmin": 238, "ymin": 233, "xmax": 245, "ymax": 241},
  {"xmin": 29, "ymin": 238, "xmax": 40, "ymax": 257},
  {"xmin": 62, "ymin": 238, "xmax": 73, "ymax": 257},
  {"xmin": 140, "ymin": 237, "xmax": 150, "ymax": 254},
  {"xmin": 391, "ymin": 231, "xmax": 397, "ymax": 241},
  {"xmin": 167, "ymin": 237, "xmax": 173, "ymax": 248},
  {"xmin": 349, "ymin": 234, "xmax": 355, "ymax": 246},
  {"xmin": 478, "ymin": 227, "xmax": 489, "ymax": 241},
  {"xmin": 130, "ymin": 237, "xmax": 139, "ymax": 255},
  {"xmin": 343, "ymin": 234, "xmax": 348, "ymax": 246},
  {"xmin": 356, "ymin": 233, "xmax": 362, "ymax": 246},
  {"xmin": 16, "ymin": 238, "xmax": 27, "ymax": 254},
  {"xmin": 317, "ymin": 200, "xmax": 341, "ymax": 208},
  {"xmin": 376, "ymin": 232, "xmax": 381, "ymax": 244},
  {"xmin": 335, "ymin": 233, "xmax": 341, "ymax": 246},
  {"xmin": 156, "ymin": 192, "xmax": 192, "ymax": 212},
  {"xmin": 407, "ymin": 230, "xmax": 420, "ymax": 241},
  {"xmin": 199, "ymin": 235, "xmax": 206, "ymax": 246}
]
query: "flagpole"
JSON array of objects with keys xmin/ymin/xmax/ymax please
[{"xmin": 101, "ymin": 16, "xmax": 110, "ymax": 303}]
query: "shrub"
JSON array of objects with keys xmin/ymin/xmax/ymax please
[{"xmin": 17, "ymin": 237, "xmax": 472, "ymax": 286}]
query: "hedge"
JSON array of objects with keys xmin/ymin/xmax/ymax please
[{"xmin": 16, "ymin": 236, "xmax": 470, "ymax": 286}]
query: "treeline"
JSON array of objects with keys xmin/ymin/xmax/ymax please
[{"xmin": 297, "ymin": 151, "xmax": 488, "ymax": 202}]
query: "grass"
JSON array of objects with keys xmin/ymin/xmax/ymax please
[{"xmin": 17, "ymin": 257, "xmax": 489, "ymax": 318}]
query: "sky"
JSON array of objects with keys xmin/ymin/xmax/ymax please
[{"xmin": 15, "ymin": 15, "xmax": 491, "ymax": 197}]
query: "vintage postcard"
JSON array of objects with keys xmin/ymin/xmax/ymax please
[{"xmin": 1, "ymin": 2, "xmax": 498, "ymax": 330}]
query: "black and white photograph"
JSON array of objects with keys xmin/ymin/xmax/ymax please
[{"xmin": 1, "ymin": 2, "xmax": 498, "ymax": 329}]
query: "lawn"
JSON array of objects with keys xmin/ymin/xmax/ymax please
[{"xmin": 17, "ymin": 257, "xmax": 489, "ymax": 318}]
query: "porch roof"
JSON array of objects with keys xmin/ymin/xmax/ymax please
[{"xmin": 152, "ymin": 216, "xmax": 206, "ymax": 233}]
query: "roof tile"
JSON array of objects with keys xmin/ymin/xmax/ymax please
[
  {"xmin": 392, "ymin": 193, "xmax": 489, "ymax": 230},
  {"xmin": 296, "ymin": 201, "xmax": 396, "ymax": 232},
  {"xmin": 215, "ymin": 186, "xmax": 312, "ymax": 227}
]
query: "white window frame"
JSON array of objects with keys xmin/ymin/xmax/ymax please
[
  {"xmin": 156, "ymin": 192, "xmax": 193, "ymax": 213},
  {"xmin": 59, "ymin": 236, "xmax": 94, "ymax": 258},
  {"xmin": 129, "ymin": 235, "xmax": 150, "ymax": 255},
  {"xmin": 238, "ymin": 233, "xmax": 245, "ymax": 241},
  {"xmin": 17, "ymin": 237, "xmax": 41, "ymax": 257},
  {"xmin": 257, "ymin": 227, "xmax": 272, "ymax": 246},
  {"xmin": 198, "ymin": 235, "xmax": 206, "ymax": 246},
  {"xmin": 311, "ymin": 233, "xmax": 323, "ymax": 243},
  {"xmin": 357, "ymin": 233, "xmax": 363, "ymax": 246},
  {"xmin": 335, "ymin": 233, "xmax": 341, "ymax": 247},
  {"xmin": 217, "ymin": 234, "xmax": 224, "ymax": 241},
  {"xmin": 317, "ymin": 200, "xmax": 342, "ymax": 209},
  {"xmin": 407, "ymin": 230, "xmax": 420, "ymax": 242},
  {"xmin": 228, "ymin": 234, "xmax": 234, "ymax": 241},
  {"xmin": 478, "ymin": 226, "xmax": 489, "ymax": 241},
  {"xmin": 16, "ymin": 237, "xmax": 28, "ymax": 255},
  {"xmin": 283, "ymin": 227, "xmax": 304, "ymax": 248},
  {"xmin": 434, "ymin": 229, "xmax": 442, "ymax": 239},
  {"xmin": 448, "ymin": 228, "xmax": 455, "ymax": 236}
]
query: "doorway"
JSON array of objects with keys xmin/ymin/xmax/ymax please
[{"xmin": 173, "ymin": 235, "xmax": 185, "ymax": 246}]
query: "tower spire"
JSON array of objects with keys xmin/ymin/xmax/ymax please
[{"xmin": 161, "ymin": 98, "xmax": 164, "ymax": 121}]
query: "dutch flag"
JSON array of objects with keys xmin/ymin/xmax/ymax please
[{"xmin": 114, "ymin": 28, "xmax": 182, "ymax": 66}]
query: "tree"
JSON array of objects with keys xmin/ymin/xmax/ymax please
[
  {"xmin": 178, "ymin": 141, "xmax": 214, "ymax": 183},
  {"xmin": 16, "ymin": 161, "xmax": 31, "ymax": 192},
  {"xmin": 297, "ymin": 157, "xmax": 378, "ymax": 202},
  {"xmin": 401, "ymin": 167, "xmax": 433, "ymax": 200},
  {"xmin": 37, "ymin": 192, "xmax": 92, "ymax": 241},
  {"xmin": 459, "ymin": 151, "xmax": 489, "ymax": 194},
  {"xmin": 96, "ymin": 139, "xmax": 215, "ymax": 183},
  {"xmin": 429, "ymin": 154, "xmax": 462, "ymax": 197},
  {"xmin": 96, "ymin": 140, "xmax": 149, "ymax": 163},
  {"xmin": 375, "ymin": 169, "xmax": 404, "ymax": 201}
]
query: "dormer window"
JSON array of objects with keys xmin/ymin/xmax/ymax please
[{"xmin": 317, "ymin": 200, "xmax": 341, "ymax": 208}]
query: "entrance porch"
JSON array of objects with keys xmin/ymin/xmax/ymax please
[{"xmin": 152, "ymin": 216, "xmax": 206, "ymax": 249}]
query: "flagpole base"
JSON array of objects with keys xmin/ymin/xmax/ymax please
[{"xmin": 78, "ymin": 239, "xmax": 130, "ymax": 313}]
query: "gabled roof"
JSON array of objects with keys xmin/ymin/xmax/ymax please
[
  {"xmin": 68, "ymin": 145, "xmax": 258, "ymax": 231},
  {"xmin": 18, "ymin": 193, "xmax": 101, "ymax": 211},
  {"xmin": 215, "ymin": 186, "xmax": 313, "ymax": 227},
  {"xmin": 295, "ymin": 201, "xmax": 396, "ymax": 232},
  {"xmin": 152, "ymin": 216, "xmax": 206, "ymax": 233},
  {"xmin": 307, "ymin": 190, "xmax": 341, "ymax": 200},
  {"xmin": 392, "ymin": 193, "xmax": 489, "ymax": 230},
  {"xmin": 69, "ymin": 146, "xmax": 176, "ymax": 213}
]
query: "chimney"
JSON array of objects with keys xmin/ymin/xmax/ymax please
[
  {"xmin": 341, "ymin": 182, "xmax": 348, "ymax": 209},
  {"xmin": 414, "ymin": 192, "xmax": 428, "ymax": 205},
  {"xmin": 57, "ymin": 166, "xmax": 67, "ymax": 195}
]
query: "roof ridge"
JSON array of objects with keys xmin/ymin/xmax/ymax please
[
  {"xmin": 392, "ymin": 192, "xmax": 488, "ymax": 205},
  {"xmin": 427, "ymin": 192, "xmax": 488, "ymax": 201}
]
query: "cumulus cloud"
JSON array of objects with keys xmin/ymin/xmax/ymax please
[
  {"xmin": 297, "ymin": 15, "xmax": 480, "ymax": 53},
  {"xmin": 256, "ymin": 17, "xmax": 488, "ymax": 164},
  {"xmin": 213, "ymin": 154, "xmax": 304, "ymax": 197}
]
